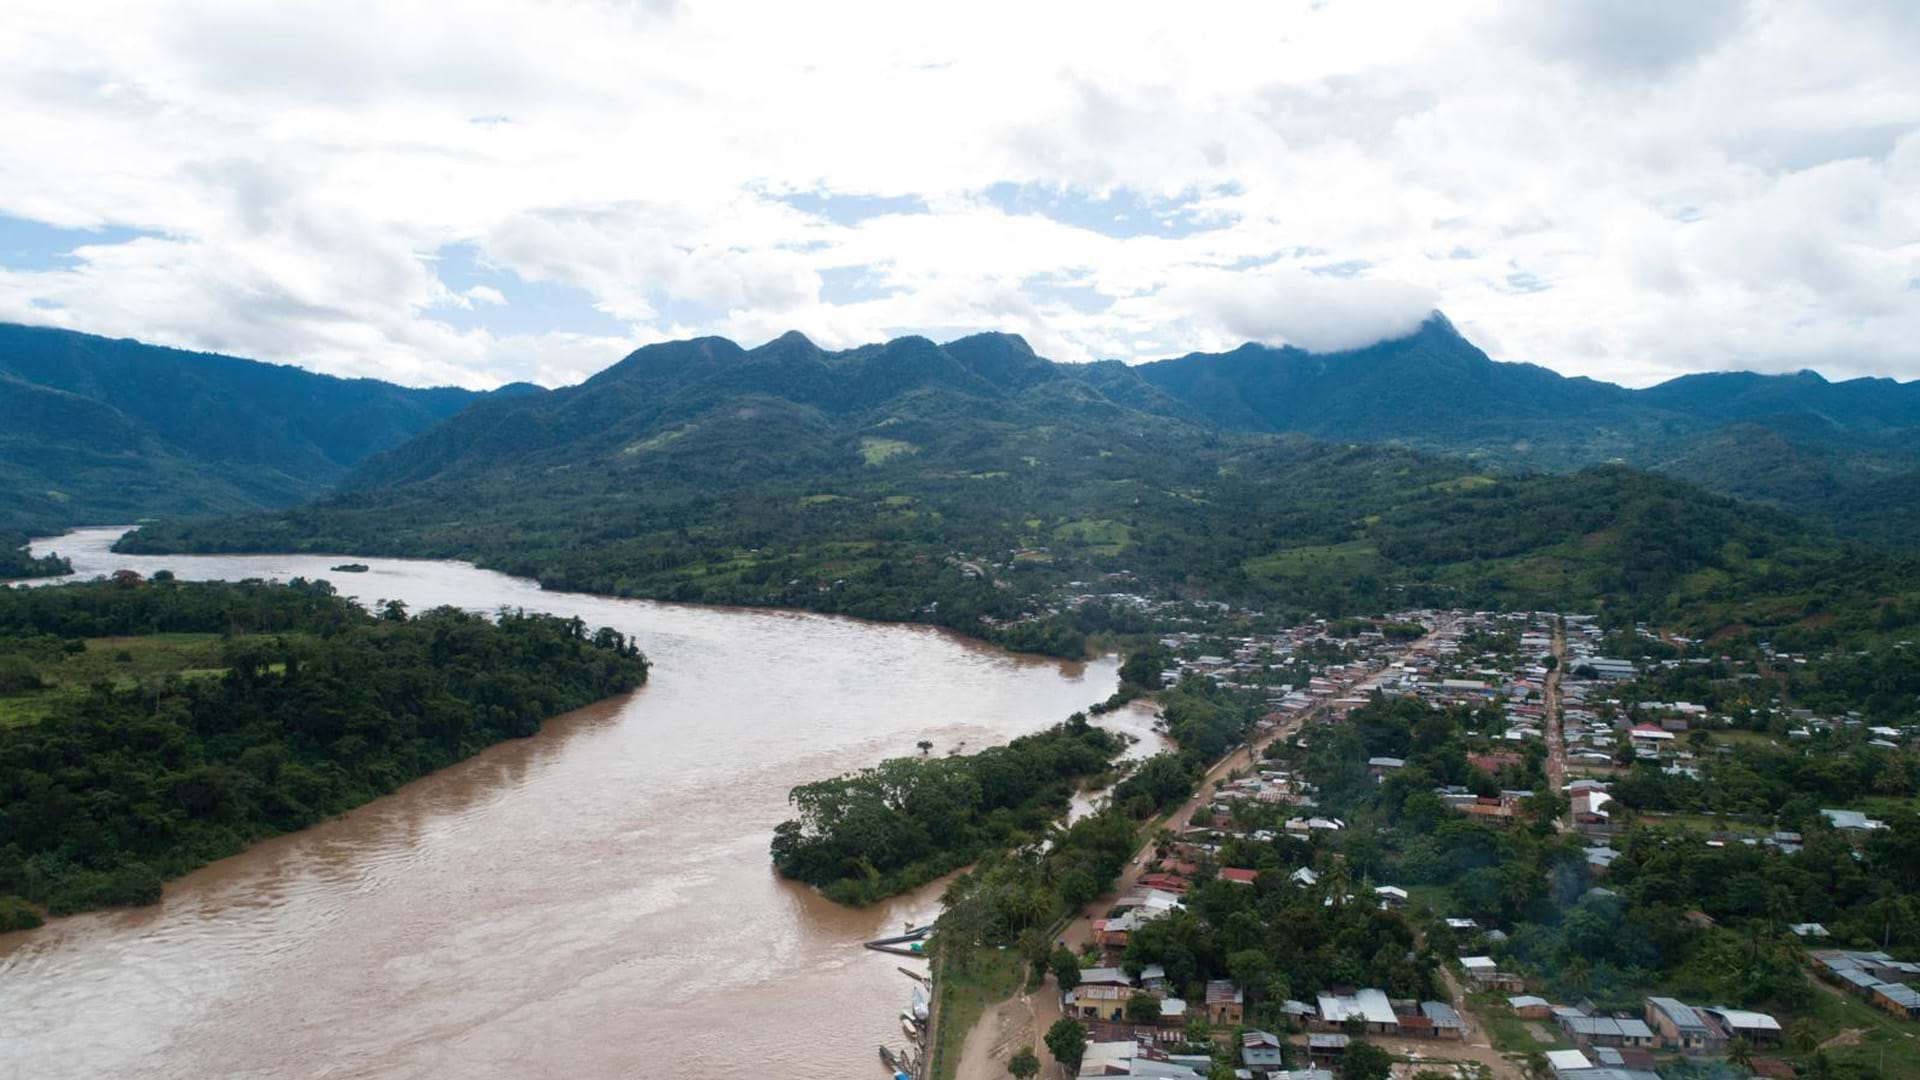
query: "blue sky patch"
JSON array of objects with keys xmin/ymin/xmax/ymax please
[
  {"xmin": 1503, "ymin": 268, "xmax": 1551, "ymax": 294},
  {"xmin": 818, "ymin": 264, "xmax": 900, "ymax": 304},
  {"xmin": 978, "ymin": 182, "xmax": 1237, "ymax": 239},
  {"xmin": 426, "ymin": 243, "xmax": 631, "ymax": 336},
  {"xmin": 1023, "ymin": 274, "xmax": 1112, "ymax": 313},
  {"xmin": 0, "ymin": 215, "xmax": 160, "ymax": 271},
  {"xmin": 1308, "ymin": 259, "xmax": 1371, "ymax": 278},
  {"xmin": 777, "ymin": 191, "xmax": 930, "ymax": 225}
]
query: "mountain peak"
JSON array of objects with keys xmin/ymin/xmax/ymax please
[
  {"xmin": 943, "ymin": 331, "xmax": 1055, "ymax": 390},
  {"xmin": 947, "ymin": 330, "xmax": 1034, "ymax": 354},
  {"xmin": 1417, "ymin": 310, "xmax": 1460, "ymax": 339},
  {"xmin": 745, "ymin": 330, "xmax": 826, "ymax": 366}
]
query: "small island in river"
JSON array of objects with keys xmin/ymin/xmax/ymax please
[{"xmin": 330, "ymin": 562, "xmax": 370, "ymax": 573}]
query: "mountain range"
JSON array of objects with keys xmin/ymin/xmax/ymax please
[
  {"xmin": 0, "ymin": 323, "xmax": 532, "ymax": 536},
  {"xmin": 91, "ymin": 317, "xmax": 1919, "ymax": 651},
  {"xmin": 1134, "ymin": 316, "xmax": 1920, "ymax": 540},
  {"xmin": 9, "ymin": 315, "xmax": 1917, "ymax": 540}
]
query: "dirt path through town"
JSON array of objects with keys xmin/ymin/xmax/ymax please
[
  {"xmin": 953, "ymin": 980, "xmax": 1063, "ymax": 1080},
  {"xmin": 1545, "ymin": 620, "xmax": 1569, "ymax": 829}
]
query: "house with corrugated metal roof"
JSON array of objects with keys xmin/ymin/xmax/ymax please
[
  {"xmin": 1702, "ymin": 1006, "xmax": 1783, "ymax": 1047},
  {"xmin": 1644, "ymin": 997, "xmax": 1725, "ymax": 1054},
  {"xmin": 1313, "ymin": 988, "xmax": 1396, "ymax": 1034},
  {"xmin": 1559, "ymin": 1013, "xmax": 1656, "ymax": 1049}
]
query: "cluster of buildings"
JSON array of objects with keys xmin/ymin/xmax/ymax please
[
  {"xmin": 1359, "ymin": 611, "xmax": 1556, "ymax": 731},
  {"xmin": 1506, "ymin": 993, "xmax": 1784, "ymax": 1058},
  {"xmin": 1810, "ymin": 950, "xmax": 1920, "ymax": 1019},
  {"xmin": 1060, "ymin": 967, "xmax": 1249, "ymax": 1037},
  {"xmin": 1064, "ymin": 965, "xmax": 1467, "ymax": 1077},
  {"xmin": 1151, "ymin": 614, "xmax": 1443, "ymax": 702},
  {"xmin": 1062, "ymin": 603, "xmax": 1919, "ymax": 1079}
]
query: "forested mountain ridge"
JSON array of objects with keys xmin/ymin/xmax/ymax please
[
  {"xmin": 0, "ymin": 323, "xmax": 536, "ymax": 536},
  {"xmin": 119, "ymin": 325, "xmax": 1920, "ymax": 656},
  {"xmin": 337, "ymin": 314, "xmax": 1920, "ymax": 540},
  {"xmin": 1132, "ymin": 316, "xmax": 1920, "ymax": 538},
  {"xmin": 15, "ymin": 317, "xmax": 1917, "ymax": 544},
  {"xmin": 342, "ymin": 329, "xmax": 1190, "ymax": 490}
]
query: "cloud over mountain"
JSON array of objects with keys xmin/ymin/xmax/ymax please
[{"xmin": 0, "ymin": 1, "xmax": 1914, "ymax": 388}]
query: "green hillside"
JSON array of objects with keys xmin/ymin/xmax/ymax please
[
  {"xmin": 1133, "ymin": 315, "xmax": 1920, "ymax": 537},
  {"xmin": 0, "ymin": 323, "xmax": 526, "ymax": 536},
  {"xmin": 119, "ymin": 330, "xmax": 1920, "ymax": 653}
]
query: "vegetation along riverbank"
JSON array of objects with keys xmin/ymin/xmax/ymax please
[{"xmin": 0, "ymin": 574, "xmax": 648, "ymax": 927}]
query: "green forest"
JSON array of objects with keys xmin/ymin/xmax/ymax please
[
  {"xmin": 116, "ymin": 440, "xmax": 1920, "ymax": 661},
  {"xmin": 770, "ymin": 714, "xmax": 1128, "ymax": 905},
  {"xmin": 0, "ymin": 576, "xmax": 648, "ymax": 926},
  {"xmin": 0, "ymin": 532, "xmax": 69, "ymax": 581}
]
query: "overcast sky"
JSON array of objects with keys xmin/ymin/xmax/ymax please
[{"xmin": 1, "ymin": 1, "xmax": 1916, "ymax": 389}]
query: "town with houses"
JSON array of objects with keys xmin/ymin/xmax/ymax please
[{"xmin": 1016, "ymin": 605, "xmax": 1918, "ymax": 1080}]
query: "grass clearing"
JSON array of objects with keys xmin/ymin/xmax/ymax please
[
  {"xmin": 1428, "ymin": 475, "xmax": 1498, "ymax": 493},
  {"xmin": 0, "ymin": 633, "xmax": 266, "ymax": 728},
  {"xmin": 860, "ymin": 437, "xmax": 918, "ymax": 465},
  {"xmin": 1051, "ymin": 519, "xmax": 1132, "ymax": 552},
  {"xmin": 620, "ymin": 424, "xmax": 696, "ymax": 454},
  {"xmin": 1466, "ymin": 991, "xmax": 1575, "ymax": 1053},
  {"xmin": 1245, "ymin": 541, "xmax": 1380, "ymax": 581},
  {"xmin": 0, "ymin": 696, "xmax": 60, "ymax": 729},
  {"xmin": 1710, "ymin": 729, "xmax": 1785, "ymax": 750},
  {"xmin": 928, "ymin": 946, "xmax": 1026, "ymax": 1080},
  {"xmin": 1801, "ymin": 975, "xmax": 1920, "ymax": 1080},
  {"xmin": 1638, "ymin": 811, "xmax": 1770, "ymax": 835}
]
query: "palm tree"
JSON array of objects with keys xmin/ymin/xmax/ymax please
[
  {"xmin": 1325, "ymin": 858, "xmax": 1352, "ymax": 908},
  {"xmin": 1728, "ymin": 1036, "xmax": 1753, "ymax": 1071},
  {"xmin": 1789, "ymin": 1017, "xmax": 1817, "ymax": 1055}
]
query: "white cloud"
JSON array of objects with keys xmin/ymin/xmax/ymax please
[
  {"xmin": 0, "ymin": 0, "xmax": 1913, "ymax": 388},
  {"xmin": 1159, "ymin": 268, "xmax": 1439, "ymax": 354}
]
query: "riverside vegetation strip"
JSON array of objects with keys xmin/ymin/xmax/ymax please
[
  {"xmin": 0, "ymin": 575, "xmax": 648, "ymax": 927},
  {"xmin": 0, "ymin": 531, "xmax": 69, "ymax": 581}
]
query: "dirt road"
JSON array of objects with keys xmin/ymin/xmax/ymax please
[
  {"xmin": 1545, "ymin": 620, "xmax": 1569, "ymax": 828},
  {"xmin": 952, "ymin": 980, "xmax": 1063, "ymax": 1080}
]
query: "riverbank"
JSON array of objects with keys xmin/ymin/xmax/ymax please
[
  {"xmin": 0, "ymin": 578, "xmax": 649, "ymax": 922},
  {"xmin": 102, "ymin": 525, "xmax": 1095, "ymax": 661},
  {"xmin": 5, "ymin": 526, "xmax": 1123, "ymax": 1080}
]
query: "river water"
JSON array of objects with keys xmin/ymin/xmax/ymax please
[{"xmin": 1, "ymin": 528, "xmax": 1162, "ymax": 1080}]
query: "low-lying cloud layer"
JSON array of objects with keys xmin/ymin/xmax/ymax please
[{"xmin": 0, "ymin": 0, "xmax": 1915, "ymax": 388}]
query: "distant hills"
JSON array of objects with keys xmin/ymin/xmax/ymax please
[
  {"xmin": 115, "ymin": 323, "xmax": 1919, "ymax": 650},
  {"xmin": 321, "ymin": 314, "xmax": 1920, "ymax": 543},
  {"xmin": 12, "ymin": 315, "xmax": 1918, "ymax": 541},
  {"xmin": 0, "ymin": 323, "xmax": 535, "ymax": 534},
  {"xmin": 13, "ymin": 315, "xmax": 1919, "ymax": 646},
  {"xmin": 1130, "ymin": 315, "xmax": 1920, "ymax": 540}
]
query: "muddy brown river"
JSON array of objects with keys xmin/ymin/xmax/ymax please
[{"xmin": 2, "ymin": 528, "xmax": 1162, "ymax": 1080}]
